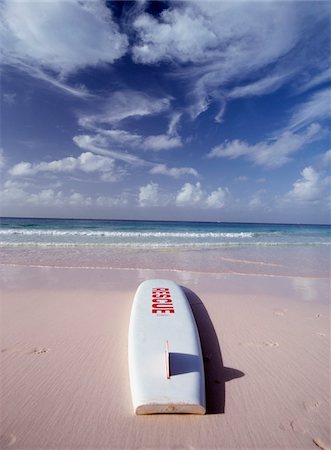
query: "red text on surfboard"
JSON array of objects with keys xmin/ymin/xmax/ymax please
[{"xmin": 152, "ymin": 288, "xmax": 175, "ymax": 314}]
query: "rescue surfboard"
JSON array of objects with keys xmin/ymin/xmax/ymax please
[{"xmin": 128, "ymin": 279, "xmax": 206, "ymax": 415}]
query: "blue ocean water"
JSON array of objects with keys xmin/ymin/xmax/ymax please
[
  {"xmin": 0, "ymin": 217, "xmax": 330, "ymax": 248},
  {"xmin": 1, "ymin": 217, "xmax": 330, "ymax": 277}
]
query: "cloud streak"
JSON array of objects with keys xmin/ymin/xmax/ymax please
[{"xmin": 208, "ymin": 123, "xmax": 322, "ymax": 169}]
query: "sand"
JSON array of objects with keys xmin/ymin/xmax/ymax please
[{"xmin": 1, "ymin": 265, "xmax": 330, "ymax": 449}]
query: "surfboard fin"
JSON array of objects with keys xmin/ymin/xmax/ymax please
[{"xmin": 165, "ymin": 340, "xmax": 170, "ymax": 379}]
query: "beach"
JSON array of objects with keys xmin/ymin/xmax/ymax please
[
  {"xmin": 1, "ymin": 219, "xmax": 330, "ymax": 449},
  {"xmin": 1, "ymin": 261, "xmax": 330, "ymax": 450}
]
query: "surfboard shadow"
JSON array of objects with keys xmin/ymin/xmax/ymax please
[{"xmin": 182, "ymin": 287, "xmax": 245, "ymax": 414}]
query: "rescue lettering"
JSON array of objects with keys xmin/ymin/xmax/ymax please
[{"xmin": 152, "ymin": 288, "xmax": 175, "ymax": 314}]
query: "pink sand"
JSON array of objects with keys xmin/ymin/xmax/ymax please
[{"xmin": 1, "ymin": 266, "xmax": 330, "ymax": 449}]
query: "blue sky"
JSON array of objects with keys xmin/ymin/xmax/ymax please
[{"xmin": 1, "ymin": 0, "xmax": 330, "ymax": 223}]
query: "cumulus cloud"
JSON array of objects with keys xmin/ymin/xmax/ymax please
[
  {"xmin": 175, "ymin": 182, "xmax": 229, "ymax": 209},
  {"xmin": 1, "ymin": 0, "xmax": 128, "ymax": 80},
  {"xmin": 206, "ymin": 187, "xmax": 229, "ymax": 209},
  {"xmin": 8, "ymin": 152, "xmax": 121, "ymax": 181},
  {"xmin": 208, "ymin": 123, "xmax": 322, "ymax": 169},
  {"xmin": 1, "ymin": 179, "xmax": 128, "ymax": 211},
  {"xmin": 285, "ymin": 166, "xmax": 330, "ymax": 204},
  {"xmin": 176, "ymin": 182, "xmax": 204, "ymax": 206},
  {"xmin": 150, "ymin": 164, "xmax": 198, "ymax": 179},
  {"xmin": 96, "ymin": 194, "xmax": 129, "ymax": 208},
  {"xmin": 138, "ymin": 182, "xmax": 163, "ymax": 207}
]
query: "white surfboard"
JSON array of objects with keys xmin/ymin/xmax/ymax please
[{"xmin": 128, "ymin": 279, "xmax": 206, "ymax": 415}]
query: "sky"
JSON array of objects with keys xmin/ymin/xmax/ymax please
[{"xmin": 1, "ymin": 0, "xmax": 330, "ymax": 223}]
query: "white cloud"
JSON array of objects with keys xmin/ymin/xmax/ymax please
[
  {"xmin": 8, "ymin": 152, "xmax": 120, "ymax": 181},
  {"xmin": 142, "ymin": 134, "xmax": 182, "ymax": 151},
  {"xmin": 132, "ymin": 1, "xmax": 327, "ymax": 121},
  {"xmin": 0, "ymin": 148, "xmax": 5, "ymax": 170},
  {"xmin": 321, "ymin": 149, "xmax": 331, "ymax": 168},
  {"xmin": 175, "ymin": 182, "xmax": 229, "ymax": 209},
  {"xmin": 167, "ymin": 113, "xmax": 182, "ymax": 136},
  {"xmin": 132, "ymin": 2, "xmax": 303, "ymax": 67},
  {"xmin": 96, "ymin": 194, "xmax": 129, "ymax": 208},
  {"xmin": 1, "ymin": 0, "xmax": 128, "ymax": 79},
  {"xmin": 296, "ymin": 68, "xmax": 331, "ymax": 94},
  {"xmin": 132, "ymin": 7, "xmax": 219, "ymax": 64},
  {"xmin": 289, "ymin": 88, "xmax": 331, "ymax": 131},
  {"xmin": 73, "ymin": 135, "xmax": 145, "ymax": 166},
  {"xmin": 208, "ymin": 123, "xmax": 322, "ymax": 169},
  {"xmin": 285, "ymin": 166, "xmax": 330, "ymax": 204},
  {"xmin": 1, "ymin": 179, "xmax": 126, "ymax": 211},
  {"xmin": 75, "ymin": 90, "xmax": 183, "ymax": 153},
  {"xmin": 150, "ymin": 164, "xmax": 198, "ymax": 179},
  {"xmin": 78, "ymin": 90, "xmax": 171, "ymax": 127},
  {"xmin": 176, "ymin": 182, "xmax": 204, "ymax": 206},
  {"xmin": 29, "ymin": 189, "xmax": 66, "ymax": 207},
  {"xmin": 131, "ymin": 2, "xmax": 329, "ymax": 122},
  {"xmin": 228, "ymin": 72, "xmax": 292, "ymax": 99},
  {"xmin": 206, "ymin": 187, "xmax": 229, "ymax": 209},
  {"xmin": 138, "ymin": 182, "xmax": 163, "ymax": 207}
]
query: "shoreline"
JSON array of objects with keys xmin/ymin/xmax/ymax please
[
  {"xmin": 1, "ymin": 243, "xmax": 330, "ymax": 279},
  {"xmin": 1, "ymin": 265, "xmax": 330, "ymax": 449}
]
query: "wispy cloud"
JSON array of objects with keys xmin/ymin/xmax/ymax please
[
  {"xmin": 208, "ymin": 123, "xmax": 322, "ymax": 169},
  {"xmin": 1, "ymin": 0, "xmax": 128, "ymax": 94},
  {"xmin": 296, "ymin": 68, "xmax": 331, "ymax": 94},
  {"xmin": 76, "ymin": 89, "xmax": 184, "ymax": 153},
  {"xmin": 228, "ymin": 72, "xmax": 293, "ymax": 100},
  {"xmin": 78, "ymin": 90, "xmax": 171, "ymax": 127},
  {"xmin": 150, "ymin": 164, "xmax": 198, "ymax": 179},
  {"xmin": 289, "ymin": 88, "xmax": 331, "ymax": 132},
  {"xmin": 131, "ymin": 2, "xmax": 329, "ymax": 122},
  {"xmin": 73, "ymin": 135, "xmax": 146, "ymax": 166}
]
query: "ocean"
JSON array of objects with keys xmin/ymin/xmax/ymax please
[{"xmin": 1, "ymin": 217, "xmax": 330, "ymax": 277}]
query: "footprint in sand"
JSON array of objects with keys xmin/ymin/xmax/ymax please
[
  {"xmin": 304, "ymin": 400, "xmax": 322, "ymax": 413},
  {"xmin": 32, "ymin": 347, "xmax": 50, "ymax": 355},
  {"xmin": 0, "ymin": 433, "xmax": 16, "ymax": 448},
  {"xmin": 263, "ymin": 341, "xmax": 279, "ymax": 347}
]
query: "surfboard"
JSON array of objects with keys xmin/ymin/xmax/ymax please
[{"xmin": 128, "ymin": 279, "xmax": 206, "ymax": 415}]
